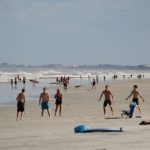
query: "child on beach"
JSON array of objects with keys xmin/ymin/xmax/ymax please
[{"xmin": 54, "ymin": 89, "xmax": 63, "ymax": 116}]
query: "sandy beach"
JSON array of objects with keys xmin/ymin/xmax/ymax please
[{"xmin": 0, "ymin": 79, "xmax": 150, "ymax": 150}]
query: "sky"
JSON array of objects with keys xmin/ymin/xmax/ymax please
[{"xmin": 0, "ymin": 0, "xmax": 150, "ymax": 66}]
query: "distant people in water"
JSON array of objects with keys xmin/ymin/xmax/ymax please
[
  {"xmin": 16, "ymin": 88, "xmax": 26, "ymax": 121},
  {"xmin": 137, "ymin": 74, "xmax": 144, "ymax": 79},
  {"xmin": 10, "ymin": 79, "xmax": 13, "ymax": 89},
  {"xmin": 88, "ymin": 75, "xmax": 90, "ymax": 81},
  {"xmin": 23, "ymin": 76, "xmax": 26, "ymax": 86},
  {"xmin": 39, "ymin": 87, "xmax": 51, "ymax": 118},
  {"xmin": 80, "ymin": 75, "xmax": 82, "ymax": 80},
  {"xmin": 123, "ymin": 75, "xmax": 125, "ymax": 80},
  {"xmin": 63, "ymin": 78, "xmax": 68, "ymax": 90},
  {"xmin": 54, "ymin": 89, "xmax": 63, "ymax": 116},
  {"xmin": 96, "ymin": 76, "xmax": 99, "ymax": 84},
  {"xmin": 112, "ymin": 74, "xmax": 118, "ymax": 80},
  {"xmin": 56, "ymin": 77, "xmax": 59, "ymax": 84},
  {"xmin": 14, "ymin": 77, "xmax": 17, "ymax": 89},
  {"xmin": 91, "ymin": 78, "xmax": 96, "ymax": 89},
  {"xmin": 103, "ymin": 76, "xmax": 106, "ymax": 81},
  {"xmin": 125, "ymin": 85, "xmax": 145, "ymax": 115},
  {"xmin": 99, "ymin": 85, "xmax": 114, "ymax": 116}
]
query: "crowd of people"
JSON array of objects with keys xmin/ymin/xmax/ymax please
[
  {"xmin": 10, "ymin": 75, "xmax": 26, "ymax": 89},
  {"xmin": 13, "ymin": 73, "xmax": 146, "ymax": 121},
  {"xmin": 15, "ymin": 79, "xmax": 145, "ymax": 121}
]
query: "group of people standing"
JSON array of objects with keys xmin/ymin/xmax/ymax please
[
  {"xmin": 11, "ymin": 76, "xmax": 26, "ymax": 89},
  {"xmin": 16, "ymin": 83, "xmax": 145, "ymax": 120},
  {"xmin": 16, "ymin": 87, "xmax": 63, "ymax": 121},
  {"xmin": 56, "ymin": 76, "xmax": 70, "ymax": 90}
]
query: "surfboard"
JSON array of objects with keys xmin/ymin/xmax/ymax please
[
  {"xmin": 75, "ymin": 85, "xmax": 81, "ymax": 88},
  {"xmin": 82, "ymin": 127, "xmax": 123, "ymax": 133},
  {"xmin": 74, "ymin": 125, "xmax": 123, "ymax": 133},
  {"xmin": 30, "ymin": 79, "xmax": 39, "ymax": 83}
]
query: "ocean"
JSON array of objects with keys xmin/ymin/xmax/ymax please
[{"xmin": 0, "ymin": 66, "xmax": 150, "ymax": 104}]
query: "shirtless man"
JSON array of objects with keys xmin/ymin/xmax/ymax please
[
  {"xmin": 125, "ymin": 85, "xmax": 144, "ymax": 114},
  {"xmin": 39, "ymin": 87, "xmax": 51, "ymax": 118},
  {"xmin": 16, "ymin": 88, "xmax": 26, "ymax": 121},
  {"xmin": 99, "ymin": 85, "xmax": 114, "ymax": 115}
]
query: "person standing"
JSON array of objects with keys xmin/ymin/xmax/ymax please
[
  {"xmin": 39, "ymin": 87, "xmax": 51, "ymax": 118},
  {"xmin": 98, "ymin": 85, "xmax": 114, "ymax": 116},
  {"xmin": 23, "ymin": 76, "xmax": 26, "ymax": 86},
  {"xmin": 10, "ymin": 79, "xmax": 13, "ymax": 90},
  {"xmin": 16, "ymin": 88, "xmax": 26, "ymax": 121},
  {"xmin": 91, "ymin": 78, "xmax": 96, "ymax": 89},
  {"xmin": 96, "ymin": 76, "xmax": 99, "ymax": 84},
  {"xmin": 125, "ymin": 85, "xmax": 144, "ymax": 114},
  {"xmin": 54, "ymin": 89, "xmax": 63, "ymax": 116}
]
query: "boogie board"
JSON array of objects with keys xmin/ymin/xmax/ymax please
[
  {"xmin": 30, "ymin": 79, "xmax": 39, "ymax": 83},
  {"xmin": 75, "ymin": 85, "xmax": 81, "ymax": 88},
  {"xmin": 74, "ymin": 125, "xmax": 123, "ymax": 133}
]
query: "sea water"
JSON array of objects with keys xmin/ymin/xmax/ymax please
[{"xmin": 0, "ymin": 66, "xmax": 150, "ymax": 104}]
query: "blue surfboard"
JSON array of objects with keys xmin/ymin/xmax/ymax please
[{"xmin": 74, "ymin": 125, "xmax": 123, "ymax": 133}]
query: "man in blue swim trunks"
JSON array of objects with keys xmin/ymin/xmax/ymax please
[
  {"xmin": 39, "ymin": 87, "xmax": 51, "ymax": 118},
  {"xmin": 125, "ymin": 85, "xmax": 145, "ymax": 115}
]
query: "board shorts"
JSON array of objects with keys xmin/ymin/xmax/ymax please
[
  {"xmin": 17, "ymin": 101, "xmax": 24, "ymax": 112},
  {"xmin": 41, "ymin": 102, "xmax": 49, "ymax": 109},
  {"xmin": 55, "ymin": 99, "xmax": 62, "ymax": 105},
  {"xmin": 132, "ymin": 98, "xmax": 139, "ymax": 105},
  {"xmin": 54, "ymin": 94, "xmax": 62, "ymax": 105},
  {"xmin": 103, "ymin": 99, "xmax": 112, "ymax": 107}
]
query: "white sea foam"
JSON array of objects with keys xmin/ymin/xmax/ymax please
[
  {"xmin": 0, "ymin": 67, "xmax": 150, "ymax": 104},
  {"xmin": 0, "ymin": 67, "xmax": 149, "ymax": 83}
]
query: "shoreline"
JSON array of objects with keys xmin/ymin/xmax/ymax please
[{"xmin": 0, "ymin": 77, "xmax": 147, "ymax": 106}]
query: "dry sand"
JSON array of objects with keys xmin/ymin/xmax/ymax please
[{"xmin": 0, "ymin": 79, "xmax": 150, "ymax": 150}]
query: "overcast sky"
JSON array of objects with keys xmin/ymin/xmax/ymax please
[{"xmin": 0, "ymin": 0, "xmax": 150, "ymax": 66}]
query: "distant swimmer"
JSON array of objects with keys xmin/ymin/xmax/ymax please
[
  {"xmin": 91, "ymin": 78, "xmax": 96, "ymax": 89},
  {"xmin": 16, "ymin": 88, "xmax": 26, "ymax": 121},
  {"xmin": 39, "ymin": 87, "xmax": 51, "ymax": 118},
  {"xmin": 14, "ymin": 77, "xmax": 17, "ymax": 89},
  {"xmin": 96, "ymin": 75, "xmax": 99, "ymax": 84},
  {"xmin": 99, "ymin": 85, "xmax": 114, "ymax": 116},
  {"xmin": 10, "ymin": 79, "xmax": 13, "ymax": 89},
  {"xmin": 23, "ymin": 76, "xmax": 26, "ymax": 86},
  {"xmin": 54, "ymin": 89, "xmax": 63, "ymax": 116},
  {"xmin": 125, "ymin": 85, "xmax": 144, "ymax": 115}
]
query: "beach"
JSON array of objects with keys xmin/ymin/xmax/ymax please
[{"xmin": 0, "ymin": 78, "xmax": 150, "ymax": 150}]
